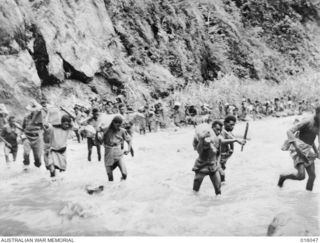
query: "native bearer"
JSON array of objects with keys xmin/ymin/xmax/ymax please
[
  {"xmin": 192, "ymin": 122, "xmax": 223, "ymax": 195},
  {"xmin": 278, "ymin": 106, "xmax": 320, "ymax": 191},
  {"xmin": 103, "ymin": 116, "xmax": 132, "ymax": 181},
  {"xmin": 44, "ymin": 115, "xmax": 73, "ymax": 178},
  {"xmin": 219, "ymin": 115, "xmax": 246, "ymax": 182}
]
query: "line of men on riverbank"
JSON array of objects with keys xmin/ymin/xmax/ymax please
[{"xmin": 61, "ymin": 95, "xmax": 319, "ymax": 134}]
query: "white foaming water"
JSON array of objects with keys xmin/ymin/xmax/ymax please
[{"xmin": 0, "ymin": 116, "xmax": 319, "ymax": 236}]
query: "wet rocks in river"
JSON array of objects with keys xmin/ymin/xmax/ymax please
[
  {"xmin": 267, "ymin": 213, "xmax": 316, "ymax": 236},
  {"xmin": 59, "ymin": 202, "xmax": 87, "ymax": 220},
  {"xmin": 86, "ymin": 185, "xmax": 104, "ymax": 195}
]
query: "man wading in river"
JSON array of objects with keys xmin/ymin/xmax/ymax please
[
  {"xmin": 103, "ymin": 116, "xmax": 132, "ymax": 181},
  {"xmin": 22, "ymin": 100, "xmax": 47, "ymax": 170},
  {"xmin": 192, "ymin": 121, "xmax": 223, "ymax": 195},
  {"xmin": 220, "ymin": 115, "xmax": 246, "ymax": 182},
  {"xmin": 83, "ymin": 108, "xmax": 102, "ymax": 162},
  {"xmin": 278, "ymin": 106, "xmax": 320, "ymax": 191}
]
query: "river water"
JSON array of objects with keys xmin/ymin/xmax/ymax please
[{"xmin": 0, "ymin": 116, "xmax": 319, "ymax": 236}]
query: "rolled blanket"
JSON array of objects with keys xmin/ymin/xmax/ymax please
[
  {"xmin": 195, "ymin": 123, "xmax": 215, "ymax": 140},
  {"xmin": 83, "ymin": 125, "xmax": 96, "ymax": 138}
]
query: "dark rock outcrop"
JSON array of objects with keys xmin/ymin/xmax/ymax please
[{"xmin": 267, "ymin": 213, "xmax": 319, "ymax": 236}]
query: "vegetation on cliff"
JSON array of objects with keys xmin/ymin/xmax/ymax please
[{"xmin": 0, "ymin": 0, "xmax": 319, "ymax": 113}]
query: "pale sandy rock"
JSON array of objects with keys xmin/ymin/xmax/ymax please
[
  {"xmin": 47, "ymin": 53, "xmax": 64, "ymax": 81},
  {"xmin": 0, "ymin": 50, "xmax": 41, "ymax": 112},
  {"xmin": 30, "ymin": 0, "xmax": 117, "ymax": 79},
  {"xmin": 0, "ymin": 0, "xmax": 31, "ymax": 52}
]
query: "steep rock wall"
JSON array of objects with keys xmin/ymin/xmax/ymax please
[{"xmin": 0, "ymin": 0, "xmax": 319, "ymax": 113}]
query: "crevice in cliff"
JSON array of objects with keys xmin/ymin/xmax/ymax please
[
  {"xmin": 31, "ymin": 26, "xmax": 60, "ymax": 86},
  {"xmin": 200, "ymin": 51, "xmax": 221, "ymax": 81},
  {"xmin": 60, "ymin": 56, "xmax": 93, "ymax": 83}
]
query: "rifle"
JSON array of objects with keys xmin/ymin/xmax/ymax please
[
  {"xmin": 0, "ymin": 135, "xmax": 12, "ymax": 149},
  {"xmin": 241, "ymin": 122, "xmax": 249, "ymax": 152}
]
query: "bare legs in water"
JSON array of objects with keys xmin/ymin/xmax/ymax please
[{"xmin": 278, "ymin": 163, "xmax": 316, "ymax": 191}]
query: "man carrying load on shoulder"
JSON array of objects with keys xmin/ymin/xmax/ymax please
[
  {"xmin": 103, "ymin": 116, "xmax": 132, "ymax": 182},
  {"xmin": 22, "ymin": 100, "xmax": 47, "ymax": 170},
  {"xmin": 278, "ymin": 106, "xmax": 320, "ymax": 191},
  {"xmin": 192, "ymin": 121, "xmax": 223, "ymax": 196},
  {"xmin": 1, "ymin": 116, "xmax": 19, "ymax": 165}
]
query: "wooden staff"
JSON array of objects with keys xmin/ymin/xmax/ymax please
[
  {"xmin": 0, "ymin": 135, "xmax": 12, "ymax": 149},
  {"xmin": 14, "ymin": 123, "xmax": 24, "ymax": 131},
  {"xmin": 60, "ymin": 106, "xmax": 76, "ymax": 120},
  {"xmin": 241, "ymin": 122, "xmax": 249, "ymax": 152}
]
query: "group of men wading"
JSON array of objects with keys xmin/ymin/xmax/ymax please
[
  {"xmin": 192, "ymin": 116, "xmax": 246, "ymax": 195},
  {"xmin": 0, "ymin": 99, "xmax": 319, "ymax": 193},
  {"xmin": 0, "ymin": 99, "xmax": 132, "ymax": 182},
  {"xmin": 191, "ymin": 106, "xmax": 320, "ymax": 195}
]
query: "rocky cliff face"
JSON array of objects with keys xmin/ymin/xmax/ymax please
[{"xmin": 1, "ymin": 0, "xmax": 319, "ymax": 113}]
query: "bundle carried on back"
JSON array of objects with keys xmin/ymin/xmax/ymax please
[
  {"xmin": 194, "ymin": 123, "xmax": 215, "ymax": 140},
  {"xmin": 98, "ymin": 113, "xmax": 124, "ymax": 130},
  {"xmin": 46, "ymin": 107, "xmax": 62, "ymax": 125},
  {"xmin": 193, "ymin": 123, "xmax": 220, "ymax": 154},
  {"xmin": 81, "ymin": 125, "xmax": 96, "ymax": 138}
]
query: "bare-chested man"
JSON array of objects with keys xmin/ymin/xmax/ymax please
[
  {"xmin": 219, "ymin": 115, "xmax": 246, "ymax": 182},
  {"xmin": 278, "ymin": 106, "xmax": 320, "ymax": 191},
  {"xmin": 192, "ymin": 121, "xmax": 223, "ymax": 195}
]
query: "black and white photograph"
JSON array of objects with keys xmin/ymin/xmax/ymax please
[{"xmin": 0, "ymin": 0, "xmax": 319, "ymax": 239}]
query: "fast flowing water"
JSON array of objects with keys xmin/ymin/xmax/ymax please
[{"xmin": 0, "ymin": 116, "xmax": 319, "ymax": 236}]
